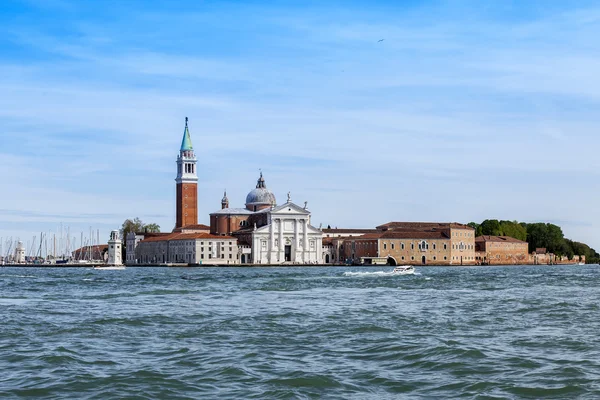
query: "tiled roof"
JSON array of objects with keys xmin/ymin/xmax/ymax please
[
  {"xmin": 322, "ymin": 229, "xmax": 379, "ymax": 234},
  {"xmin": 340, "ymin": 230, "xmax": 450, "ymax": 241},
  {"xmin": 381, "ymin": 230, "xmax": 449, "ymax": 239},
  {"xmin": 172, "ymin": 224, "xmax": 210, "ymax": 232},
  {"xmin": 210, "ymin": 208, "xmax": 253, "ymax": 215},
  {"xmin": 140, "ymin": 232, "xmax": 235, "ymax": 243},
  {"xmin": 475, "ymin": 235, "xmax": 527, "ymax": 244},
  {"xmin": 134, "ymin": 232, "xmax": 171, "ymax": 237},
  {"xmin": 376, "ymin": 222, "xmax": 474, "ymax": 231}
]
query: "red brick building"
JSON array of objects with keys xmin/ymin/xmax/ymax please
[{"xmin": 475, "ymin": 235, "xmax": 528, "ymax": 265}]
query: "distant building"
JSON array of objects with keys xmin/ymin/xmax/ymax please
[
  {"xmin": 475, "ymin": 235, "xmax": 528, "ymax": 265},
  {"xmin": 15, "ymin": 241, "xmax": 25, "ymax": 264},
  {"xmin": 336, "ymin": 222, "xmax": 476, "ymax": 266},
  {"xmin": 72, "ymin": 244, "xmax": 108, "ymax": 261},
  {"xmin": 211, "ymin": 176, "xmax": 323, "ymax": 264},
  {"xmin": 107, "ymin": 230, "xmax": 123, "ymax": 266},
  {"xmin": 125, "ymin": 119, "xmax": 220, "ymax": 265},
  {"xmin": 135, "ymin": 232, "xmax": 238, "ymax": 264},
  {"xmin": 126, "ymin": 118, "xmax": 324, "ymax": 265}
]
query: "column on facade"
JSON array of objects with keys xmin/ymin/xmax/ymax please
[
  {"xmin": 303, "ymin": 218, "xmax": 308, "ymax": 262},
  {"xmin": 279, "ymin": 219, "xmax": 284, "ymax": 262},
  {"xmin": 269, "ymin": 218, "xmax": 275, "ymax": 263},
  {"xmin": 294, "ymin": 218, "xmax": 299, "ymax": 262}
]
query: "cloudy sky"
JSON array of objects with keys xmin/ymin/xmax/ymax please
[{"xmin": 1, "ymin": 0, "xmax": 599, "ymax": 254}]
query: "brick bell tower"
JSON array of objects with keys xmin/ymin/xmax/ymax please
[{"xmin": 175, "ymin": 117, "xmax": 198, "ymax": 229}]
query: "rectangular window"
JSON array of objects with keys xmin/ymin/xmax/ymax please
[
  {"xmin": 201, "ymin": 254, "xmax": 204, "ymax": 259},
  {"xmin": 229, "ymin": 254, "xmax": 232, "ymax": 259}
]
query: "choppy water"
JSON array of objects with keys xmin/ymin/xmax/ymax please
[{"xmin": 1, "ymin": 265, "xmax": 600, "ymax": 399}]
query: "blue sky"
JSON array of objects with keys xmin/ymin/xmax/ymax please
[{"xmin": 1, "ymin": 0, "xmax": 599, "ymax": 254}]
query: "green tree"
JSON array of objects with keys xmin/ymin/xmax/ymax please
[
  {"xmin": 121, "ymin": 217, "xmax": 145, "ymax": 239},
  {"xmin": 144, "ymin": 223, "xmax": 161, "ymax": 233},
  {"xmin": 120, "ymin": 218, "xmax": 161, "ymax": 239},
  {"xmin": 499, "ymin": 220, "xmax": 527, "ymax": 241},
  {"xmin": 480, "ymin": 219, "xmax": 502, "ymax": 236}
]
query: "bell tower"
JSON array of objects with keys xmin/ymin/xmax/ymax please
[{"xmin": 175, "ymin": 117, "xmax": 198, "ymax": 229}]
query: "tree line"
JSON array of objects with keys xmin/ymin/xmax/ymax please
[{"xmin": 468, "ymin": 220, "xmax": 599, "ymax": 263}]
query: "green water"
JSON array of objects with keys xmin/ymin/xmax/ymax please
[{"xmin": 1, "ymin": 265, "xmax": 599, "ymax": 399}]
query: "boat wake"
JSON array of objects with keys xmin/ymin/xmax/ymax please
[{"xmin": 343, "ymin": 270, "xmax": 419, "ymax": 277}]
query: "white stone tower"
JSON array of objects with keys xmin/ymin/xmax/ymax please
[
  {"xmin": 107, "ymin": 230, "xmax": 123, "ymax": 266},
  {"xmin": 15, "ymin": 241, "xmax": 25, "ymax": 264}
]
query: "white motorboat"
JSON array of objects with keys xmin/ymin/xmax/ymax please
[{"xmin": 392, "ymin": 265, "xmax": 415, "ymax": 274}]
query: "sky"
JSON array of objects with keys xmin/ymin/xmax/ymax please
[{"xmin": 1, "ymin": 0, "xmax": 599, "ymax": 255}]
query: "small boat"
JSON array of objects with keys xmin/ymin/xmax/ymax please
[{"xmin": 392, "ymin": 265, "xmax": 415, "ymax": 274}]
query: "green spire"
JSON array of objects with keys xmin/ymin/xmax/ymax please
[{"xmin": 180, "ymin": 117, "xmax": 193, "ymax": 151}]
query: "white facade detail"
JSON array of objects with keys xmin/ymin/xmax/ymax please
[
  {"xmin": 175, "ymin": 119, "xmax": 198, "ymax": 185},
  {"xmin": 15, "ymin": 241, "xmax": 25, "ymax": 264},
  {"xmin": 107, "ymin": 230, "xmax": 123, "ymax": 266},
  {"xmin": 251, "ymin": 201, "xmax": 323, "ymax": 264},
  {"xmin": 135, "ymin": 235, "xmax": 239, "ymax": 265}
]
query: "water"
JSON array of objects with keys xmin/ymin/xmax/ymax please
[{"xmin": 1, "ymin": 265, "xmax": 600, "ymax": 399}]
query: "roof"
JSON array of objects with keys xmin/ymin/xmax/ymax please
[
  {"xmin": 323, "ymin": 228, "xmax": 379, "ymax": 234},
  {"xmin": 381, "ymin": 230, "xmax": 449, "ymax": 239},
  {"xmin": 134, "ymin": 232, "xmax": 171, "ymax": 237},
  {"xmin": 172, "ymin": 224, "xmax": 211, "ymax": 232},
  {"xmin": 376, "ymin": 222, "xmax": 474, "ymax": 231},
  {"xmin": 210, "ymin": 208, "xmax": 253, "ymax": 215},
  {"xmin": 140, "ymin": 232, "xmax": 235, "ymax": 243},
  {"xmin": 180, "ymin": 118, "xmax": 193, "ymax": 151},
  {"xmin": 535, "ymin": 248, "xmax": 547, "ymax": 254},
  {"xmin": 342, "ymin": 231, "xmax": 449, "ymax": 240},
  {"xmin": 475, "ymin": 235, "xmax": 527, "ymax": 244}
]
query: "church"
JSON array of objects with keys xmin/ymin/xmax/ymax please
[
  {"xmin": 128, "ymin": 118, "xmax": 324, "ymax": 265},
  {"xmin": 210, "ymin": 173, "xmax": 324, "ymax": 264}
]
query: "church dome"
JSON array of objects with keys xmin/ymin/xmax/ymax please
[{"xmin": 245, "ymin": 172, "xmax": 276, "ymax": 210}]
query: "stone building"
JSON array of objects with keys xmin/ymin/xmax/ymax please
[
  {"xmin": 15, "ymin": 241, "xmax": 25, "ymax": 264},
  {"xmin": 210, "ymin": 176, "xmax": 323, "ymax": 264},
  {"xmin": 475, "ymin": 235, "xmax": 529, "ymax": 265},
  {"xmin": 107, "ymin": 230, "xmax": 123, "ymax": 266},
  {"xmin": 135, "ymin": 232, "xmax": 238, "ymax": 265},
  {"xmin": 209, "ymin": 172, "xmax": 275, "ymax": 236},
  {"xmin": 334, "ymin": 222, "xmax": 477, "ymax": 265},
  {"xmin": 248, "ymin": 200, "xmax": 323, "ymax": 264}
]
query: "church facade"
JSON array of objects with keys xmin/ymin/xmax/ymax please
[{"xmin": 210, "ymin": 173, "xmax": 323, "ymax": 264}]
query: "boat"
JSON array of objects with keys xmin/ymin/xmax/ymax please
[{"xmin": 392, "ymin": 265, "xmax": 415, "ymax": 274}]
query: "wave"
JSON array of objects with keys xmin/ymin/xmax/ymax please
[{"xmin": 343, "ymin": 271, "xmax": 420, "ymax": 277}]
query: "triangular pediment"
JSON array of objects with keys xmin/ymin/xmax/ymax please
[{"xmin": 270, "ymin": 201, "xmax": 310, "ymax": 215}]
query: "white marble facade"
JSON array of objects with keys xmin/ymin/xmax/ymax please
[{"xmin": 252, "ymin": 201, "xmax": 323, "ymax": 264}]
